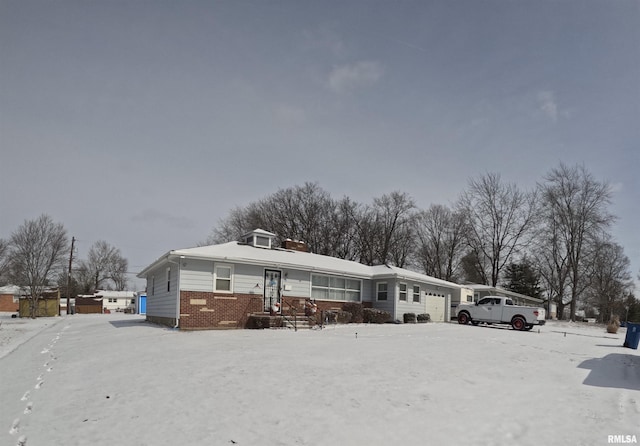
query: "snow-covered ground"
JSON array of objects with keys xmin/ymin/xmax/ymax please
[{"xmin": 0, "ymin": 313, "xmax": 638, "ymax": 446}]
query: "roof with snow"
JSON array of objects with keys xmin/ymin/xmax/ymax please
[
  {"xmin": 138, "ymin": 241, "xmax": 461, "ymax": 289},
  {"xmin": 79, "ymin": 290, "xmax": 136, "ymax": 299},
  {"xmin": 466, "ymin": 284, "xmax": 543, "ymax": 303}
]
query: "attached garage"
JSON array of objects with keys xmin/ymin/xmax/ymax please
[{"xmin": 425, "ymin": 294, "xmax": 446, "ymax": 322}]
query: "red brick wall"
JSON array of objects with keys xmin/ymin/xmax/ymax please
[
  {"xmin": 0, "ymin": 294, "xmax": 19, "ymax": 312},
  {"xmin": 177, "ymin": 291, "xmax": 373, "ymax": 330},
  {"xmin": 179, "ymin": 291, "xmax": 264, "ymax": 329}
]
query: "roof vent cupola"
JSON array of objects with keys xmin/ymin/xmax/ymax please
[{"xmin": 241, "ymin": 229, "xmax": 276, "ymax": 249}]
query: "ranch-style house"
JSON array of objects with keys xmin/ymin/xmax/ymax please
[{"xmin": 137, "ymin": 229, "xmax": 461, "ymax": 330}]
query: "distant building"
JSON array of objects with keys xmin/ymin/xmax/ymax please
[
  {"xmin": 466, "ymin": 284, "xmax": 544, "ymax": 307},
  {"xmin": 0, "ymin": 285, "xmax": 22, "ymax": 312},
  {"xmin": 77, "ymin": 290, "xmax": 136, "ymax": 313}
]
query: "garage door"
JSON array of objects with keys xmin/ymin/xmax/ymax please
[{"xmin": 425, "ymin": 295, "xmax": 445, "ymax": 322}]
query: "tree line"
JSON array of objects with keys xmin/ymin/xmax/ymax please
[
  {"xmin": 0, "ymin": 215, "xmax": 128, "ymax": 317},
  {"xmin": 208, "ymin": 163, "xmax": 637, "ymax": 322},
  {"xmin": 1, "ymin": 163, "xmax": 635, "ymax": 322}
]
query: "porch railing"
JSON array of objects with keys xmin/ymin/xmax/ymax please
[{"xmin": 281, "ymin": 297, "xmax": 300, "ymax": 331}]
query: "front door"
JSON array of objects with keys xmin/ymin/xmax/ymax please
[{"xmin": 264, "ymin": 269, "xmax": 282, "ymax": 312}]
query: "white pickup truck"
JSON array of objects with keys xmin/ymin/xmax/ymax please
[{"xmin": 456, "ymin": 296, "xmax": 546, "ymax": 331}]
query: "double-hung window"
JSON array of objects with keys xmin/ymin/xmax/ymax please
[
  {"xmin": 377, "ymin": 282, "xmax": 388, "ymax": 301},
  {"xmin": 214, "ymin": 264, "xmax": 233, "ymax": 292},
  {"xmin": 413, "ymin": 285, "xmax": 420, "ymax": 303},
  {"xmin": 399, "ymin": 283, "xmax": 407, "ymax": 301}
]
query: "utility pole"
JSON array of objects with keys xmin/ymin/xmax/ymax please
[{"xmin": 67, "ymin": 237, "xmax": 75, "ymax": 315}]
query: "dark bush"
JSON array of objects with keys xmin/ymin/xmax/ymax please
[
  {"xmin": 403, "ymin": 313, "xmax": 417, "ymax": 323},
  {"xmin": 363, "ymin": 308, "xmax": 391, "ymax": 324},
  {"xmin": 336, "ymin": 310, "xmax": 352, "ymax": 324},
  {"xmin": 342, "ymin": 302, "xmax": 364, "ymax": 323},
  {"xmin": 417, "ymin": 313, "xmax": 431, "ymax": 323},
  {"xmin": 307, "ymin": 313, "xmax": 320, "ymax": 326},
  {"xmin": 324, "ymin": 311, "xmax": 338, "ymax": 324}
]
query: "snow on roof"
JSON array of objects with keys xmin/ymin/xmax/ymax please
[
  {"xmin": 242, "ymin": 228, "xmax": 276, "ymax": 237},
  {"xmin": 170, "ymin": 242, "xmax": 373, "ymax": 278},
  {"xmin": 83, "ymin": 290, "xmax": 136, "ymax": 298},
  {"xmin": 0, "ymin": 285, "xmax": 24, "ymax": 295},
  {"xmin": 370, "ymin": 265, "xmax": 460, "ymax": 288},
  {"xmin": 139, "ymin": 242, "xmax": 461, "ymax": 289},
  {"xmin": 466, "ymin": 284, "xmax": 543, "ymax": 302},
  {"xmin": 0, "ymin": 285, "xmax": 58, "ymax": 296}
]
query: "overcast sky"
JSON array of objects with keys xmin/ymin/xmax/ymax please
[{"xmin": 1, "ymin": 0, "xmax": 638, "ymax": 291}]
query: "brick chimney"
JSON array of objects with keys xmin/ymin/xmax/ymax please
[{"xmin": 282, "ymin": 239, "xmax": 308, "ymax": 252}]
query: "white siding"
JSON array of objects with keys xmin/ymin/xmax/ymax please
[
  {"xmin": 233, "ymin": 263, "xmax": 267, "ymax": 294},
  {"xmin": 373, "ymin": 279, "xmax": 395, "ymax": 316},
  {"xmin": 281, "ymin": 268, "xmax": 311, "ymax": 298},
  {"xmin": 166, "ymin": 255, "xmax": 400, "ymax": 310},
  {"xmin": 181, "ymin": 259, "xmax": 214, "ymax": 291},
  {"xmin": 394, "ymin": 281, "xmax": 428, "ymax": 319},
  {"xmin": 146, "ymin": 262, "xmax": 178, "ymax": 319}
]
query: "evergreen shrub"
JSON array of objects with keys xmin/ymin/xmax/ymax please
[
  {"xmin": 403, "ymin": 313, "xmax": 417, "ymax": 323},
  {"xmin": 363, "ymin": 308, "xmax": 391, "ymax": 324}
]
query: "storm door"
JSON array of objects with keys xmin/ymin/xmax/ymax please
[{"xmin": 264, "ymin": 269, "xmax": 282, "ymax": 312}]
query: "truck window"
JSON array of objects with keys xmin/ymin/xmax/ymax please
[
  {"xmin": 478, "ymin": 298, "xmax": 492, "ymax": 305},
  {"xmin": 505, "ymin": 299, "xmax": 514, "ymax": 305}
]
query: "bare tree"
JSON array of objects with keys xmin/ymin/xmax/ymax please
[
  {"xmin": 321, "ymin": 197, "xmax": 360, "ymax": 261},
  {"xmin": 459, "ymin": 250, "xmax": 487, "ymax": 284},
  {"xmin": 414, "ymin": 204, "xmax": 466, "ymax": 281},
  {"xmin": 0, "ymin": 238, "xmax": 9, "ymax": 285},
  {"xmin": 352, "ymin": 191, "xmax": 416, "ymax": 266},
  {"xmin": 8, "ymin": 215, "xmax": 68, "ymax": 318},
  {"xmin": 584, "ymin": 237, "xmax": 632, "ymax": 322},
  {"xmin": 457, "ymin": 173, "xmax": 538, "ymax": 287},
  {"xmin": 539, "ymin": 163, "xmax": 614, "ymax": 321},
  {"xmin": 207, "ymin": 183, "xmax": 360, "ymax": 259},
  {"xmin": 533, "ymin": 210, "xmax": 571, "ymax": 319},
  {"xmin": 76, "ymin": 240, "xmax": 129, "ymax": 292},
  {"xmin": 264, "ymin": 183, "xmax": 337, "ymax": 255},
  {"xmin": 206, "ymin": 206, "xmax": 253, "ymax": 245},
  {"xmin": 351, "ymin": 203, "xmax": 379, "ymax": 265}
]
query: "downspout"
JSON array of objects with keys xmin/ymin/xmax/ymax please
[
  {"xmin": 174, "ymin": 258, "xmax": 181, "ymax": 329},
  {"xmin": 168, "ymin": 254, "xmax": 183, "ymax": 329}
]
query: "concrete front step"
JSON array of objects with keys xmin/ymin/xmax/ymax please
[
  {"xmin": 282, "ymin": 316, "xmax": 312, "ymax": 330},
  {"xmin": 250, "ymin": 312, "xmax": 313, "ymax": 329}
]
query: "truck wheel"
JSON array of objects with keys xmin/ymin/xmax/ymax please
[
  {"xmin": 458, "ymin": 312, "xmax": 470, "ymax": 325},
  {"xmin": 511, "ymin": 316, "xmax": 526, "ymax": 331}
]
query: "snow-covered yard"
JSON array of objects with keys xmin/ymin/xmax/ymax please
[{"xmin": 1, "ymin": 313, "xmax": 638, "ymax": 446}]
